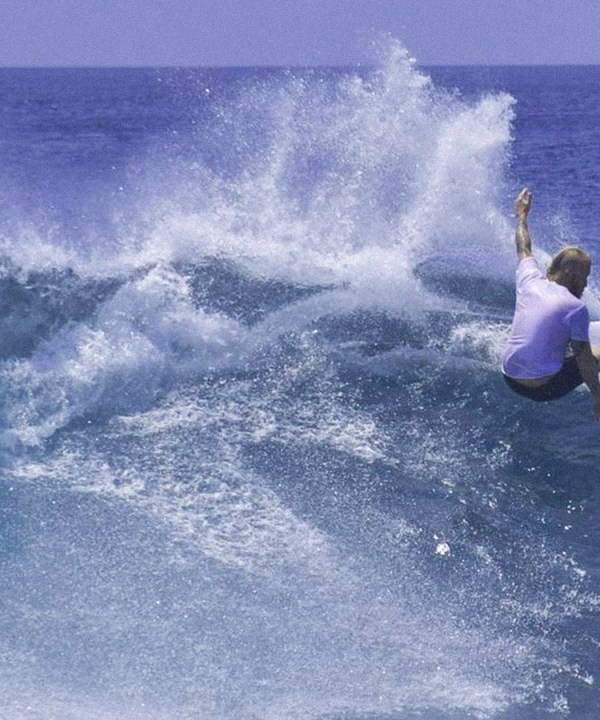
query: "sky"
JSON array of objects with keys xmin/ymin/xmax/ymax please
[{"xmin": 1, "ymin": 0, "xmax": 600, "ymax": 68}]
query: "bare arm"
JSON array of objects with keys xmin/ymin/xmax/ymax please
[
  {"xmin": 515, "ymin": 187, "xmax": 533, "ymax": 260},
  {"xmin": 572, "ymin": 340, "xmax": 600, "ymax": 421}
]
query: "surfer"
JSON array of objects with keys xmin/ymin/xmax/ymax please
[{"xmin": 501, "ymin": 188, "xmax": 600, "ymax": 420}]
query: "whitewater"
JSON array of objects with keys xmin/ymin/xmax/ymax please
[{"xmin": 1, "ymin": 43, "xmax": 600, "ymax": 719}]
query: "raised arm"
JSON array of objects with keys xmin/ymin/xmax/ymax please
[{"xmin": 515, "ymin": 187, "xmax": 533, "ymax": 260}]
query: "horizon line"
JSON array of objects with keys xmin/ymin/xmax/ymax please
[{"xmin": 1, "ymin": 61, "xmax": 600, "ymax": 71}]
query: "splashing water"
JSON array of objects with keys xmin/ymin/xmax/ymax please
[{"xmin": 0, "ymin": 42, "xmax": 597, "ymax": 720}]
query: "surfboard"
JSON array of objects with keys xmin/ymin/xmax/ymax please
[{"xmin": 589, "ymin": 320, "xmax": 600, "ymax": 349}]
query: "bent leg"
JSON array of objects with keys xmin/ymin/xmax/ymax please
[{"xmin": 542, "ymin": 356, "xmax": 586, "ymax": 399}]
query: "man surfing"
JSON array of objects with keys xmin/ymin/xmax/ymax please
[{"xmin": 501, "ymin": 188, "xmax": 600, "ymax": 420}]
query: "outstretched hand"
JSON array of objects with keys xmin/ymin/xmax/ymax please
[{"xmin": 515, "ymin": 187, "xmax": 532, "ymax": 219}]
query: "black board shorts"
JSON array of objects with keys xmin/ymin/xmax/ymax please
[{"xmin": 503, "ymin": 356, "xmax": 584, "ymax": 402}]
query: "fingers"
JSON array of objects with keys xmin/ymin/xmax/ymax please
[
  {"xmin": 515, "ymin": 187, "xmax": 533, "ymax": 216},
  {"xmin": 517, "ymin": 187, "xmax": 532, "ymax": 203}
]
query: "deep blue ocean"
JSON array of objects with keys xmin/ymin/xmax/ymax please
[{"xmin": 2, "ymin": 42, "xmax": 600, "ymax": 720}]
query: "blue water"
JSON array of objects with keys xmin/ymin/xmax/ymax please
[{"xmin": 1, "ymin": 42, "xmax": 600, "ymax": 719}]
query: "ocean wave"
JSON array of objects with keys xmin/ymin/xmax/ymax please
[{"xmin": 1, "ymin": 42, "xmax": 597, "ymax": 720}]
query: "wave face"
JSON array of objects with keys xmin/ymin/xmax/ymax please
[{"xmin": 1, "ymin": 47, "xmax": 600, "ymax": 720}]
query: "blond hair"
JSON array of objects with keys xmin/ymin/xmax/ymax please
[{"xmin": 547, "ymin": 246, "xmax": 591, "ymax": 281}]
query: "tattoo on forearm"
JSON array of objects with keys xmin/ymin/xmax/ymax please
[{"xmin": 515, "ymin": 218, "xmax": 532, "ymax": 257}]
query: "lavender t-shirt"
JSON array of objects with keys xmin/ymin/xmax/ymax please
[{"xmin": 502, "ymin": 256, "xmax": 590, "ymax": 379}]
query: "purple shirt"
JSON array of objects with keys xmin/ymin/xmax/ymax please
[{"xmin": 502, "ymin": 256, "xmax": 590, "ymax": 379}]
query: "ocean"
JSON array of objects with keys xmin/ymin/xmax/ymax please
[{"xmin": 1, "ymin": 41, "xmax": 600, "ymax": 720}]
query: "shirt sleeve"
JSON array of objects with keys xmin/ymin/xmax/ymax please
[
  {"xmin": 568, "ymin": 305, "xmax": 590, "ymax": 342},
  {"xmin": 516, "ymin": 256, "xmax": 544, "ymax": 286}
]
